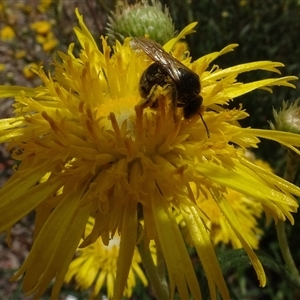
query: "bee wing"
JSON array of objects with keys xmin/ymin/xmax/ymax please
[{"xmin": 131, "ymin": 37, "xmax": 190, "ymax": 83}]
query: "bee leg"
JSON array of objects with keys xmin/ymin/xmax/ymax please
[{"xmin": 136, "ymin": 83, "xmax": 161, "ymax": 110}]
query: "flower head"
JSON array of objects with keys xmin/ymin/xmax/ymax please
[
  {"xmin": 64, "ymin": 217, "xmax": 151, "ymax": 298},
  {"xmin": 188, "ymin": 155, "xmax": 273, "ymax": 249},
  {"xmin": 1, "ymin": 8, "xmax": 300, "ymax": 300},
  {"xmin": 0, "ymin": 25, "xmax": 15, "ymax": 41},
  {"xmin": 270, "ymin": 99, "xmax": 300, "ymax": 133},
  {"xmin": 195, "ymin": 185, "xmax": 264, "ymax": 249},
  {"xmin": 37, "ymin": 0, "xmax": 52, "ymax": 13},
  {"xmin": 30, "ymin": 20, "xmax": 58, "ymax": 52},
  {"xmin": 106, "ymin": 0, "xmax": 174, "ymax": 45}
]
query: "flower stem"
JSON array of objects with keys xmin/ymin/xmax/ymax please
[
  {"xmin": 276, "ymin": 149, "xmax": 300, "ymax": 283},
  {"xmin": 137, "ymin": 238, "xmax": 169, "ymax": 300}
]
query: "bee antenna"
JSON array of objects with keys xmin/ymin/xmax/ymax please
[{"xmin": 199, "ymin": 113, "xmax": 210, "ymax": 138}]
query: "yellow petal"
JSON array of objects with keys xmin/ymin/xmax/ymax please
[
  {"xmin": 223, "ymin": 77, "xmax": 297, "ymax": 99},
  {"xmin": 245, "ymin": 128, "xmax": 300, "ymax": 155},
  {"xmin": 13, "ymin": 190, "xmax": 91, "ymax": 299},
  {"xmin": 113, "ymin": 200, "xmax": 137, "ymax": 299},
  {"xmin": 0, "ymin": 167, "xmax": 61, "ymax": 232},
  {"xmin": 196, "ymin": 161, "xmax": 299, "ymax": 221},
  {"xmin": 150, "ymin": 191, "xmax": 202, "ymax": 300},
  {"xmin": 164, "ymin": 22, "xmax": 198, "ymax": 51},
  {"xmin": 74, "ymin": 8, "xmax": 98, "ymax": 50},
  {"xmin": 206, "ymin": 61, "xmax": 285, "ymax": 81},
  {"xmin": 215, "ymin": 193, "xmax": 266, "ymax": 286},
  {"xmin": 182, "ymin": 205, "xmax": 230, "ymax": 300}
]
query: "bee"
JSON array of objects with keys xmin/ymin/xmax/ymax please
[{"xmin": 131, "ymin": 37, "xmax": 209, "ymax": 137}]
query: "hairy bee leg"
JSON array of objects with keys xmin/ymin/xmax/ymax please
[{"xmin": 137, "ymin": 81, "xmax": 169, "ymax": 110}]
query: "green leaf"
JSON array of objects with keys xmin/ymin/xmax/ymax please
[{"xmin": 217, "ymin": 249, "xmax": 300, "ymax": 288}]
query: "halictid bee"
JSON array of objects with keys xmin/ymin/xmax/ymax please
[{"xmin": 131, "ymin": 37, "xmax": 209, "ymax": 137}]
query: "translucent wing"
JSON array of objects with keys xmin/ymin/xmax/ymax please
[{"xmin": 131, "ymin": 37, "xmax": 192, "ymax": 83}]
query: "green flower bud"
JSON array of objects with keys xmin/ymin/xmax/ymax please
[
  {"xmin": 106, "ymin": 0, "xmax": 175, "ymax": 45},
  {"xmin": 270, "ymin": 100, "xmax": 300, "ymax": 133}
]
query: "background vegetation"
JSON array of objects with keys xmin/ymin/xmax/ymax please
[{"xmin": 1, "ymin": 0, "xmax": 300, "ymax": 299}]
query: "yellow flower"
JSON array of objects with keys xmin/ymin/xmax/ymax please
[
  {"xmin": 22, "ymin": 63, "xmax": 39, "ymax": 79},
  {"xmin": 36, "ymin": 34, "xmax": 46, "ymax": 44},
  {"xmin": 42, "ymin": 33, "xmax": 58, "ymax": 52},
  {"xmin": 14, "ymin": 50, "xmax": 26, "ymax": 59},
  {"xmin": 30, "ymin": 20, "xmax": 52, "ymax": 35},
  {"xmin": 38, "ymin": 0, "xmax": 52, "ymax": 13},
  {"xmin": 197, "ymin": 185, "xmax": 263, "ymax": 249},
  {"xmin": 0, "ymin": 25, "xmax": 15, "ymax": 40},
  {"xmin": 0, "ymin": 8, "xmax": 300, "ymax": 300},
  {"xmin": 35, "ymin": 30, "xmax": 58, "ymax": 52},
  {"xmin": 195, "ymin": 156, "xmax": 273, "ymax": 249},
  {"xmin": 64, "ymin": 217, "xmax": 150, "ymax": 298}
]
